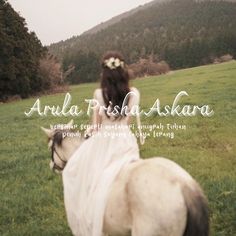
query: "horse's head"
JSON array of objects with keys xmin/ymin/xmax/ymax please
[{"xmin": 41, "ymin": 120, "xmax": 83, "ymax": 173}]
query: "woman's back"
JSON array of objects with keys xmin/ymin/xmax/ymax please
[{"xmin": 93, "ymin": 87, "xmax": 140, "ymax": 125}]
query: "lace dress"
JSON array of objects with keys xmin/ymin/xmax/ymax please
[{"xmin": 62, "ymin": 87, "xmax": 140, "ymax": 236}]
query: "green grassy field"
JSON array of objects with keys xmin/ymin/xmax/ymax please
[{"xmin": 0, "ymin": 61, "xmax": 236, "ymax": 236}]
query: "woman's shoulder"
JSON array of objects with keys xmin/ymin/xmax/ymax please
[
  {"xmin": 93, "ymin": 88, "xmax": 102, "ymax": 98},
  {"xmin": 94, "ymin": 88, "xmax": 102, "ymax": 93},
  {"xmin": 93, "ymin": 88, "xmax": 105, "ymax": 105},
  {"xmin": 130, "ymin": 87, "xmax": 140, "ymax": 97},
  {"xmin": 130, "ymin": 87, "xmax": 139, "ymax": 93},
  {"xmin": 129, "ymin": 87, "xmax": 140, "ymax": 106}
]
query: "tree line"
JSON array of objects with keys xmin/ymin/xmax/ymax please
[
  {"xmin": 50, "ymin": 0, "xmax": 236, "ymax": 83},
  {"xmin": 1, "ymin": 0, "xmax": 235, "ymax": 99},
  {"xmin": 0, "ymin": 0, "xmax": 65, "ymax": 101}
]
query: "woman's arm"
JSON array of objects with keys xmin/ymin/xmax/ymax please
[
  {"xmin": 84, "ymin": 89, "xmax": 102, "ymax": 138},
  {"xmin": 129, "ymin": 87, "xmax": 145, "ymax": 144},
  {"xmin": 91, "ymin": 97, "xmax": 102, "ymax": 131},
  {"xmin": 127, "ymin": 87, "xmax": 140, "ymax": 124}
]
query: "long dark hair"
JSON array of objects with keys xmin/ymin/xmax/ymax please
[{"xmin": 100, "ymin": 51, "xmax": 130, "ymax": 119}]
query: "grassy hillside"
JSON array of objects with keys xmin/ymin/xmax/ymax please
[
  {"xmin": 50, "ymin": 0, "xmax": 236, "ymax": 83},
  {"xmin": 82, "ymin": 0, "xmax": 165, "ymax": 36},
  {"xmin": 0, "ymin": 61, "xmax": 236, "ymax": 235}
]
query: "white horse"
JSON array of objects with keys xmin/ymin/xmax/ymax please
[{"xmin": 41, "ymin": 121, "xmax": 209, "ymax": 236}]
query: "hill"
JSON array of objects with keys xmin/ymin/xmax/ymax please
[
  {"xmin": 77, "ymin": 0, "xmax": 236, "ymax": 36},
  {"xmin": 49, "ymin": 0, "xmax": 236, "ymax": 84},
  {"xmin": 0, "ymin": 61, "xmax": 236, "ymax": 235},
  {"xmin": 82, "ymin": 0, "xmax": 166, "ymax": 36}
]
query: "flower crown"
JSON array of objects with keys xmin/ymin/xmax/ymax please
[{"xmin": 104, "ymin": 57, "xmax": 125, "ymax": 70}]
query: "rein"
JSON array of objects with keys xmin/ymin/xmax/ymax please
[{"xmin": 51, "ymin": 132, "xmax": 67, "ymax": 171}]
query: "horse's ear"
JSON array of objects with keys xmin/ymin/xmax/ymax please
[
  {"xmin": 41, "ymin": 127, "xmax": 53, "ymax": 138},
  {"xmin": 67, "ymin": 119, "xmax": 74, "ymax": 127}
]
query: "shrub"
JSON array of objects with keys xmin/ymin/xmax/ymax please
[
  {"xmin": 220, "ymin": 54, "xmax": 233, "ymax": 62},
  {"xmin": 39, "ymin": 54, "xmax": 63, "ymax": 90},
  {"xmin": 128, "ymin": 57, "xmax": 170, "ymax": 78},
  {"xmin": 213, "ymin": 54, "xmax": 233, "ymax": 64}
]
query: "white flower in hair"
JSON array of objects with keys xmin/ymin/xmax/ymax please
[
  {"xmin": 114, "ymin": 58, "xmax": 121, "ymax": 67},
  {"xmin": 106, "ymin": 57, "xmax": 115, "ymax": 69},
  {"xmin": 105, "ymin": 57, "xmax": 124, "ymax": 70}
]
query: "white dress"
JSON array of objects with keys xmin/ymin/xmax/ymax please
[{"xmin": 62, "ymin": 87, "xmax": 140, "ymax": 236}]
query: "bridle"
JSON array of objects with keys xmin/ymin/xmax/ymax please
[{"xmin": 51, "ymin": 132, "xmax": 67, "ymax": 171}]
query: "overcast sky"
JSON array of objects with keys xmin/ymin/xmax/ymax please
[{"xmin": 8, "ymin": 0, "xmax": 152, "ymax": 45}]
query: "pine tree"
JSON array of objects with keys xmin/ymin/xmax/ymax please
[{"xmin": 0, "ymin": 0, "xmax": 46, "ymax": 100}]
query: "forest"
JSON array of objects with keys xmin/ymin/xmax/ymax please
[
  {"xmin": 0, "ymin": 0, "xmax": 64, "ymax": 101},
  {"xmin": 49, "ymin": 0, "xmax": 236, "ymax": 83},
  {"xmin": 1, "ymin": 0, "xmax": 236, "ymax": 99}
]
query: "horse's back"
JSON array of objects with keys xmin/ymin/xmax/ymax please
[
  {"xmin": 104, "ymin": 157, "xmax": 208, "ymax": 236},
  {"xmin": 126, "ymin": 158, "xmax": 188, "ymax": 236},
  {"xmin": 105, "ymin": 157, "xmax": 190, "ymax": 235}
]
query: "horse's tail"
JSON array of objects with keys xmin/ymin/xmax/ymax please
[{"xmin": 182, "ymin": 183, "xmax": 209, "ymax": 236}]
